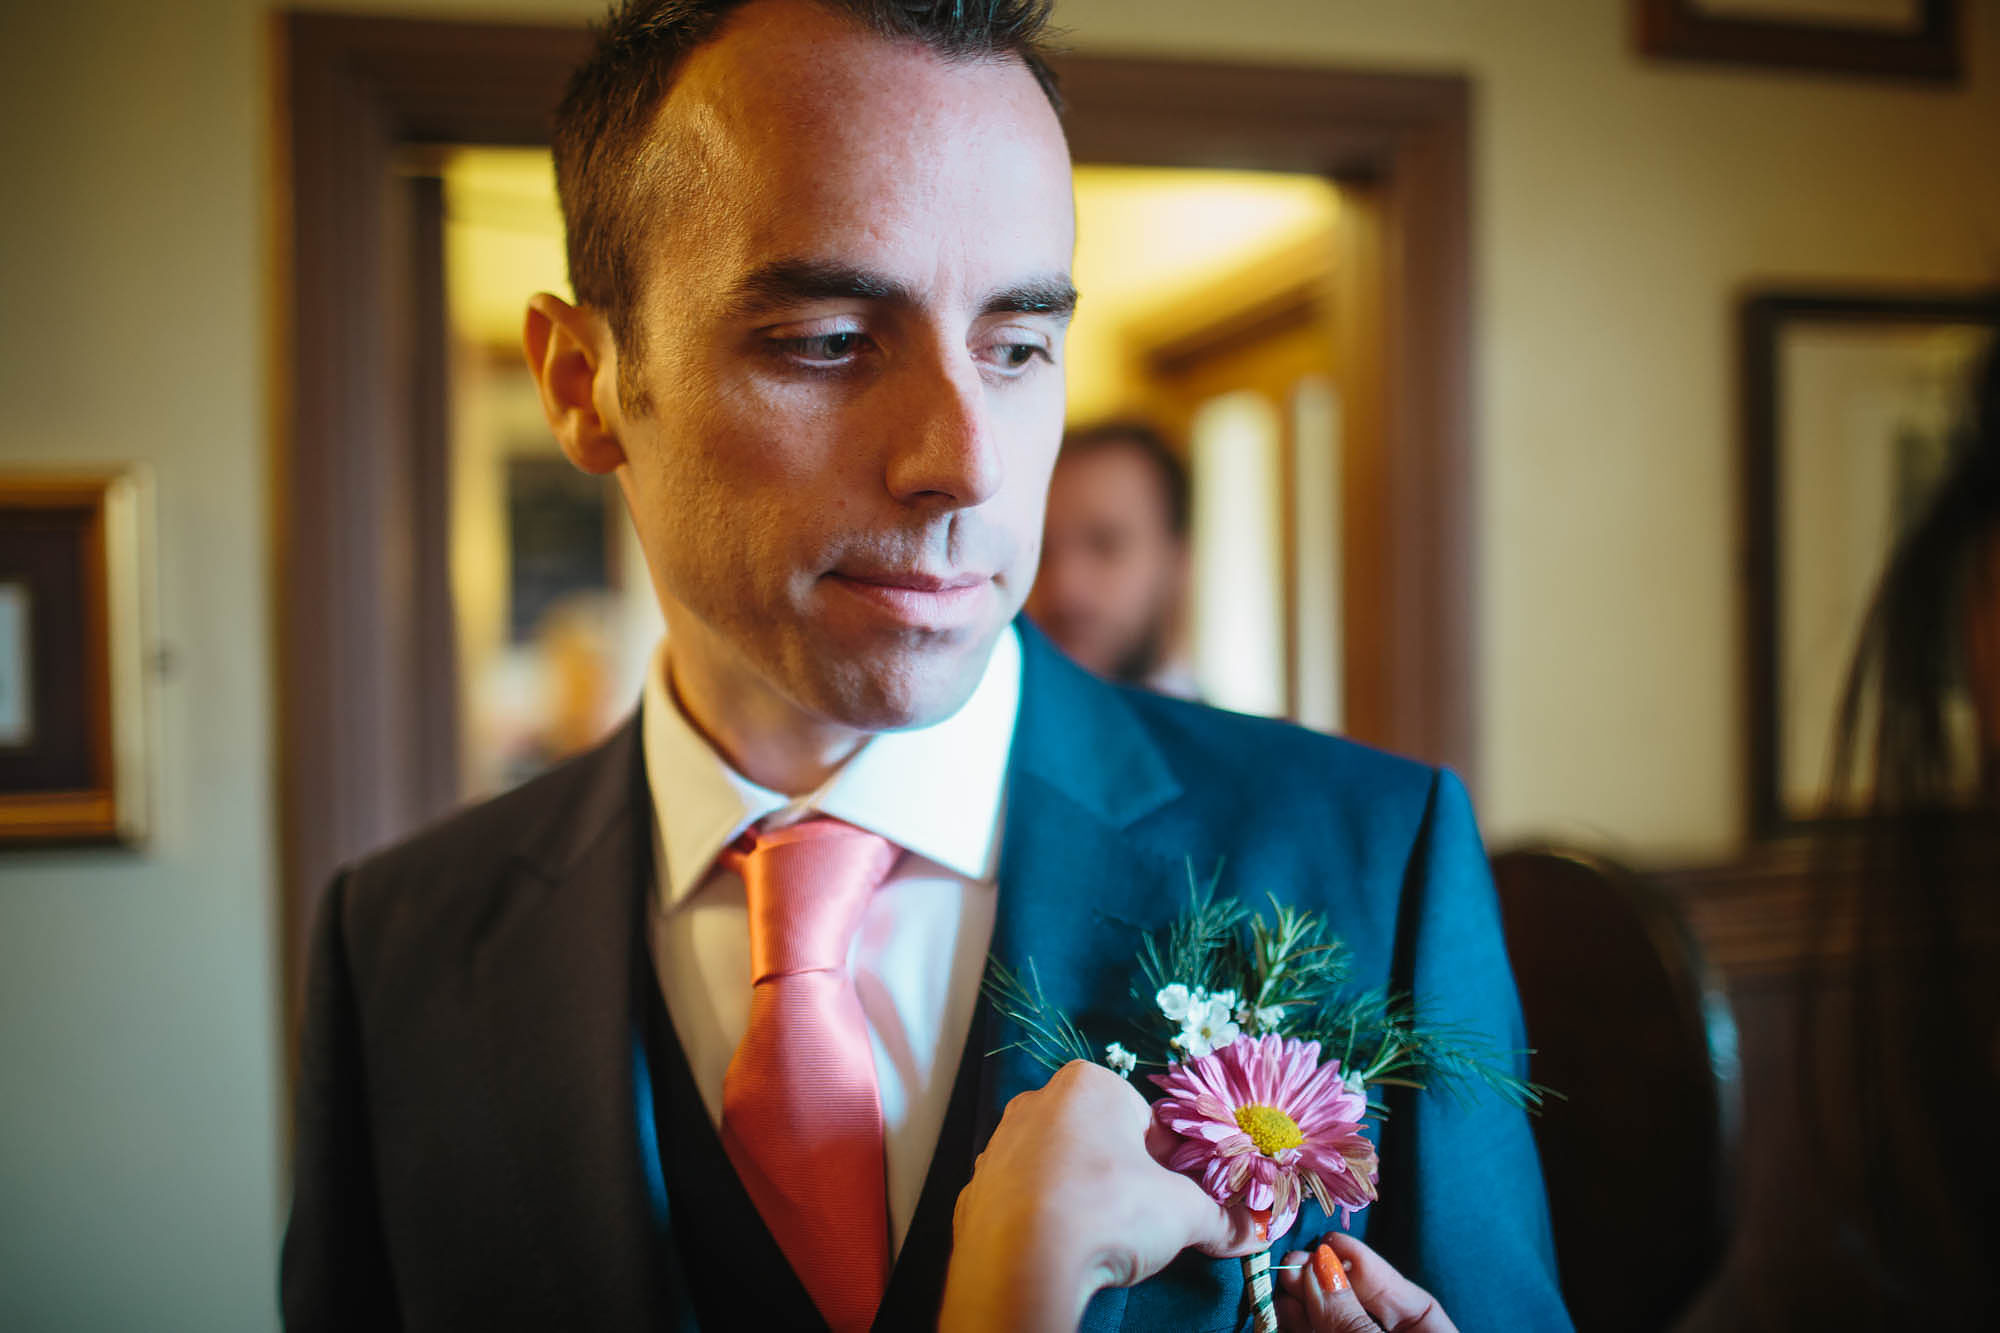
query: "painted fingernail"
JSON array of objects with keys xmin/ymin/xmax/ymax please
[{"xmin": 1311, "ymin": 1243, "xmax": 1348, "ymax": 1294}]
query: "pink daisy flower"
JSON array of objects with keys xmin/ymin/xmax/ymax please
[{"xmin": 1150, "ymin": 1032, "xmax": 1380, "ymax": 1238}]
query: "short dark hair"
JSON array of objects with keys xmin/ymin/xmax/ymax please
[
  {"xmin": 550, "ymin": 0, "xmax": 1062, "ymax": 356},
  {"xmin": 1059, "ymin": 420, "xmax": 1191, "ymax": 538}
]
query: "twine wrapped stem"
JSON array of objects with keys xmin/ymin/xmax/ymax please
[{"xmin": 1244, "ymin": 1207, "xmax": 1278, "ymax": 1333}]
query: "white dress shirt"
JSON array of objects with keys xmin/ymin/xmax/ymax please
[{"xmin": 640, "ymin": 625, "xmax": 1020, "ymax": 1254}]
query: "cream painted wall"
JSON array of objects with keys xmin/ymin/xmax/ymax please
[
  {"xmin": 2, "ymin": 0, "xmax": 1996, "ymax": 1326},
  {"xmin": 0, "ymin": 3, "xmax": 283, "ymax": 1330}
]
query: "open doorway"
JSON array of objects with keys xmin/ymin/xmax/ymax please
[
  {"xmin": 1063, "ymin": 167, "xmax": 1344, "ymax": 727},
  {"xmin": 278, "ymin": 13, "xmax": 1473, "ymax": 1011}
]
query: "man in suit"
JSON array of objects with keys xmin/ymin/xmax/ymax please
[{"xmin": 281, "ymin": 1, "xmax": 1571, "ymax": 1329}]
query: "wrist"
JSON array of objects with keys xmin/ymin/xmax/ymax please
[{"xmin": 939, "ymin": 1215, "xmax": 1102, "ymax": 1332}]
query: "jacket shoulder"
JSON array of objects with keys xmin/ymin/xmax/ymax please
[
  {"xmin": 1119, "ymin": 687, "xmax": 1442, "ymax": 815},
  {"xmin": 332, "ymin": 718, "xmax": 642, "ymax": 946},
  {"xmin": 1108, "ymin": 688, "xmax": 1465, "ymax": 949}
]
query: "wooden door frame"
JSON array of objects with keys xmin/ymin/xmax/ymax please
[
  {"xmin": 1055, "ymin": 58, "xmax": 1475, "ymax": 792},
  {"xmin": 276, "ymin": 12, "xmax": 1475, "ymax": 1031},
  {"xmin": 276, "ymin": 14, "xmax": 592, "ymax": 1056}
]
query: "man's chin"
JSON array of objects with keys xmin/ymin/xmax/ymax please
[{"xmin": 795, "ymin": 628, "xmax": 999, "ymax": 734}]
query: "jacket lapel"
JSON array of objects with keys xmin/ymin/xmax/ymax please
[
  {"xmin": 464, "ymin": 717, "xmax": 670, "ymax": 1329},
  {"xmin": 983, "ymin": 624, "xmax": 1185, "ymax": 1120},
  {"xmin": 980, "ymin": 626, "xmax": 1209, "ymax": 1331}
]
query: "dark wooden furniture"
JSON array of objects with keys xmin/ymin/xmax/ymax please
[
  {"xmin": 1493, "ymin": 846, "xmax": 1741, "ymax": 1333},
  {"xmin": 1661, "ymin": 832, "xmax": 2000, "ymax": 1327}
]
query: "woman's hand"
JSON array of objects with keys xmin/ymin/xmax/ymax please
[
  {"xmin": 1274, "ymin": 1233, "xmax": 1459, "ymax": 1333},
  {"xmin": 938, "ymin": 1060, "xmax": 1264, "ymax": 1332}
]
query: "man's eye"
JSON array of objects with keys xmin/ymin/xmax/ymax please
[
  {"xmin": 991, "ymin": 341, "xmax": 1048, "ymax": 372},
  {"xmin": 777, "ymin": 332, "xmax": 863, "ymax": 362}
]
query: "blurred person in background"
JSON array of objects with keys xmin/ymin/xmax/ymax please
[
  {"xmin": 1685, "ymin": 343, "xmax": 2000, "ymax": 1331},
  {"xmin": 1026, "ymin": 421, "xmax": 1198, "ymax": 696}
]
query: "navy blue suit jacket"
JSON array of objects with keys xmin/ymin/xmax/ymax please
[{"xmin": 282, "ymin": 622, "xmax": 1571, "ymax": 1331}]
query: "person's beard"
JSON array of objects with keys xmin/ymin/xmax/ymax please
[{"xmin": 1109, "ymin": 617, "xmax": 1169, "ymax": 686}]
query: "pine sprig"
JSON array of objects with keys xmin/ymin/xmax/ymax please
[
  {"xmin": 1136, "ymin": 860, "xmax": 1247, "ymax": 1001},
  {"xmin": 1244, "ymin": 896, "xmax": 1353, "ymax": 1025},
  {"xmin": 989, "ymin": 860, "xmax": 1558, "ymax": 1119},
  {"xmin": 983, "ymin": 957, "xmax": 1095, "ymax": 1073},
  {"xmin": 1300, "ymin": 987, "xmax": 1556, "ymax": 1114}
]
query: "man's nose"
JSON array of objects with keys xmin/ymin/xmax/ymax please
[{"xmin": 883, "ymin": 348, "xmax": 1003, "ymax": 509}]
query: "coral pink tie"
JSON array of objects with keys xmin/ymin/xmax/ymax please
[{"xmin": 720, "ymin": 817, "xmax": 901, "ymax": 1333}]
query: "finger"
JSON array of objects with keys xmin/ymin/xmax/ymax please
[
  {"xmin": 1273, "ymin": 1241, "xmax": 1382, "ymax": 1333},
  {"xmin": 1273, "ymin": 1292, "xmax": 1310, "ymax": 1332},
  {"xmin": 1311, "ymin": 1244, "xmax": 1349, "ymax": 1300},
  {"xmin": 1140, "ymin": 1107, "xmax": 1263, "ymax": 1258},
  {"xmin": 1061, "ymin": 1058, "xmax": 1147, "ymax": 1109},
  {"xmin": 1273, "ymin": 1250, "xmax": 1349, "ymax": 1321},
  {"xmin": 1098, "ymin": 1058, "xmax": 1154, "ymax": 1113},
  {"xmin": 1319, "ymin": 1234, "xmax": 1458, "ymax": 1333},
  {"xmin": 1273, "ymin": 1250, "xmax": 1313, "ymax": 1306}
]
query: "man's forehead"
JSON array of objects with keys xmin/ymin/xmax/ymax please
[
  {"xmin": 1055, "ymin": 447, "xmax": 1177, "ymax": 518},
  {"xmin": 627, "ymin": 2, "xmax": 1074, "ymax": 298},
  {"xmin": 663, "ymin": 0, "xmax": 1046, "ymax": 147},
  {"xmin": 582, "ymin": 0, "xmax": 1077, "ymax": 345}
]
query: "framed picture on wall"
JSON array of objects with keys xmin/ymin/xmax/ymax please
[
  {"xmin": 1636, "ymin": 0, "xmax": 1961, "ymax": 82},
  {"xmin": 1742, "ymin": 290, "xmax": 2000, "ymax": 837},
  {"xmin": 0, "ymin": 470, "xmax": 151, "ymax": 846}
]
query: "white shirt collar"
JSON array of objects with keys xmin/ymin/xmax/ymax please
[{"xmin": 641, "ymin": 624, "xmax": 1022, "ymax": 907}]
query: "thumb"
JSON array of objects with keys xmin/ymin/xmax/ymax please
[{"xmin": 1188, "ymin": 1196, "xmax": 1266, "ymax": 1259}]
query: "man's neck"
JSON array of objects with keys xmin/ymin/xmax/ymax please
[{"xmin": 661, "ymin": 640, "xmax": 869, "ymax": 797}]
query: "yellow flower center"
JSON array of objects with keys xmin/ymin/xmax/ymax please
[{"xmin": 1234, "ymin": 1104, "xmax": 1304, "ymax": 1156}]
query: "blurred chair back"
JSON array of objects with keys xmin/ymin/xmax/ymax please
[{"xmin": 1491, "ymin": 846, "xmax": 1741, "ymax": 1333}]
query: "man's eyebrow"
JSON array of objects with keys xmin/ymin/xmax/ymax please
[
  {"xmin": 725, "ymin": 260, "xmax": 916, "ymax": 315},
  {"xmin": 984, "ymin": 277, "xmax": 1078, "ymax": 323},
  {"xmin": 723, "ymin": 260, "xmax": 1077, "ymax": 323}
]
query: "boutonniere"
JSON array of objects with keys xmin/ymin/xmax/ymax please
[{"xmin": 985, "ymin": 863, "xmax": 1550, "ymax": 1333}]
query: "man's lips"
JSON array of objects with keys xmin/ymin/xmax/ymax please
[
  {"xmin": 833, "ymin": 569, "xmax": 989, "ymax": 593},
  {"xmin": 825, "ymin": 568, "xmax": 995, "ymax": 628}
]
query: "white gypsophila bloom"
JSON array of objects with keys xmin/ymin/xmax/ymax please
[
  {"xmin": 1156, "ymin": 983, "xmax": 1194, "ymax": 1022},
  {"xmin": 1104, "ymin": 1042, "xmax": 1138, "ymax": 1077},
  {"xmin": 1343, "ymin": 1066, "xmax": 1367, "ymax": 1096},
  {"xmin": 1208, "ymin": 989, "xmax": 1238, "ymax": 1014},
  {"xmin": 1184, "ymin": 995, "xmax": 1241, "ymax": 1056},
  {"xmin": 1255, "ymin": 1005, "xmax": 1286, "ymax": 1030},
  {"xmin": 1175, "ymin": 1028, "xmax": 1212, "ymax": 1060}
]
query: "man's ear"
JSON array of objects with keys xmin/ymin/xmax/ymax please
[{"xmin": 523, "ymin": 293, "xmax": 627, "ymax": 475}]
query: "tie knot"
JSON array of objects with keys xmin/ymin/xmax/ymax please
[{"xmin": 724, "ymin": 816, "xmax": 901, "ymax": 983}]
